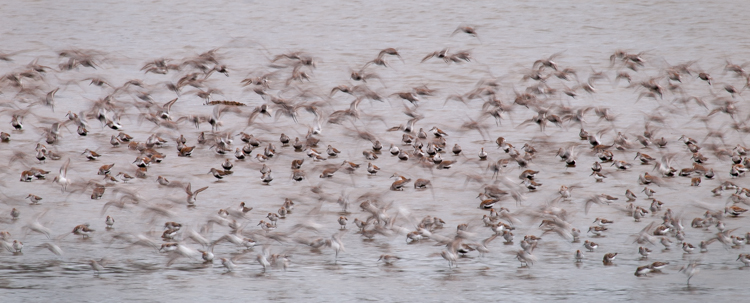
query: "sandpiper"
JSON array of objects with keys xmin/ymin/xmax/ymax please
[
  {"xmin": 649, "ymin": 261, "xmax": 669, "ymax": 272},
  {"xmin": 635, "ymin": 265, "xmax": 651, "ymax": 276},
  {"xmin": 185, "ymin": 183, "xmax": 209, "ymax": 206},
  {"xmin": 208, "ymin": 168, "xmax": 233, "ymax": 180},
  {"xmin": 590, "ymin": 171, "xmax": 606, "ymax": 182},
  {"xmin": 280, "ymin": 133, "xmax": 290, "ymax": 146},
  {"xmin": 12, "ymin": 240, "xmax": 23, "ymax": 254},
  {"xmin": 737, "ymin": 254, "xmax": 750, "ymax": 266},
  {"xmin": 634, "ymin": 152, "xmax": 655, "ymax": 164},
  {"xmin": 82, "ymin": 149, "xmax": 102, "ymax": 161},
  {"xmin": 97, "ymin": 163, "xmax": 115, "ymax": 176},
  {"xmin": 72, "ymin": 224, "xmax": 95, "ymax": 238},
  {"xmin": 478, "ymin": 148, "xmax": 488, "ymax": 160},
  {"xmin": 261, "ymin": 172, "xmax": 273, "ymax": 185},
  {"xmin": 266, "ymin": 213, "xmax": 279, "ymax": 226},
  {"xmin": 639, "ymin": 246, "xmax": 652, "ymax": 258},
  {"xmin": 113, "ymin": 172, "xmax": 132, "ymax": 182},
  {"xmin": 414, "ymin": 178, "xmax": 431, "ymax": 189},
  {"xmin": 199, "ymin": 250, "xmax": 214, "ymax": 263},
  {"xmin": 588, "ymin": 226, "xmax": 608, "ymax": 237},
  {"xmin": 26, "ymin": 194, "xmax": 42, "ymax": 205},
  {"xmin": 642, "ymin": 187, "xmax": 656, "ymax": 199},
  {"xmin": 625, "ymin": 189, "xmax": 637, "ymax": 201},
  {"xmin": 602, "ymin": 252, "xmax": 617, "ymax": 265},
  {"xmin": 583, "ymin": 240, "xmax": 598, "ymax": 252},
  {"xmin": 390, "ymin": 174, "xmax": 412, "ymax": 190},
  {"xmin": 682, "ymin": 242, "xmax": 695, "ymax": 253},
  {"xmin": 522, "ymin": 179, "xmax": 542, "ymax": 191},
  {"xmin": 221, "ymin": 159, "xmax": 233, "ymax": 171},
  {"xmin": 725, "ymin": 205, "xmax": 748, "ymax": 217},
  {"xmin": 366, "ymin": 162, "xmax": 380, "ymax": 175}
]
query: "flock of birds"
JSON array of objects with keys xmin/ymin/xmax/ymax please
[{"xmin": 2, "ymin": 26, "xmax": 750, "ymax": 287}]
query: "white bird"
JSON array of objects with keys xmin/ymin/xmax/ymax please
[
  {"xmin": 23, "ymin": 210, "xmax": 52, "ymax": 239},
  {"xmin": 53, "ymin": 158, "xmax": 71, "ymax": 192},
  {"xmin": 575, "ymin": 250, "xmax": 584, "ymax": 262},
  {"xmin": 90, "ymin": 259, "xmax": 106, "ymax": 275},
  {"xmin": 198, "ymin": 249, "xmax": 214, "ymax": 263},
  {"xmin": 12, "ymin": 240, "xmax": 23, "ymax": 253},
  {"xmin": 516, "ymin": 249, "xmax": 536, "ymax": 267},
  {"xmin": 679, "ymin": 260, "xmax": 700, "ymax": 286},
  {"xmin": 165, "ymin": 244, "xmax": 201, "ymax": 266},
  {"xmin": 37, "ymin": 243, "xmax": 64, "ymax": 257},
  {"xmin": 257, "ymin": 253, "xmax": 271, "ymax": 272},
  {"xmin": 440, "ymin": 249, "xmax": 458, "ymax": 268},
  {"xmin": 221, "ymin": 258, "xmax": 235, "ymax": 272},
  {"xmin": 326, "ymin": 233, "xmax": 346, "ymax": 263},
  {"xmin": 185, "ymin": 183, "xmax": 209, "ymax": 206}
]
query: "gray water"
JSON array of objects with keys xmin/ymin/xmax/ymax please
[{"xmin": 1, "ymin": 0, "xmax": 750, "ymax": 302}]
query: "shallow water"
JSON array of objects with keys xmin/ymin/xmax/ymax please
[{"xmin": 1, "ymin": 0, "xmax": 750, "ymax": 301}]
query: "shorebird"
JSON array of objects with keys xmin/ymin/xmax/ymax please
[
  {"xmin": 584, "ymin": 240, "xmax": 598, "ymax": 252},
  {"xmin": 452, "ymin": 25, "xmax": 479, "ymax": 37},
  {"xmin": 185, "ymin": 183, "xmax": 208, "ymax": 206},
  {"xmin": 26, "ymin": 194, "xmax": 42, "ymax": 205},
  {"xmin": 390, "ymin": 174, "xmax": 412, "ymax": 190},
  {"xmin": 625, "ymin": 189, "xmax": 637, "ymax": 201},
  {"xmin": 639, "ymin": 246, "xmax": 652, "ymax": 258},
  {"xmin": 105, "ymin": 216, "xmax": 115, "ymax": 229},
  {"xmin": 635, "ymin": 265, "xmax": 651, "ymax": 277},
  {"xmin": 82, "ymin": 149, "xmax": 101, "ymax": 160},
  {"xmin": 367, "ymin": 162, "xmax": 380, "ymax": 175},
  {"xmin": 208, "ymin": 168, "xmax": 233, "ymax": 180},
  {"xmin": 378, "ymin": 254, "xmax": 401, "ymax": 266},
  {"xmin": 90, "ymin": 259, "xmax": 105, "ymax": 275},
  {"xmin": 602, "ymin": 252, "xmax": 617, "ymax": 265},
  {"xmin": 516, "ymin": 249, "xmax": 535, "ymax": 267},
  {"xmin": 52, "ymin": 159, "xmax": 71, "ymax": 192},
  {"xmin": 72, "ymin": 224, "xmax": 95, "ymax": 238},
  {"xmin": 679, "ymin": 260, "xmax": 700, "ymax": 286}
]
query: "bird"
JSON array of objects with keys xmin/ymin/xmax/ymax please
[
  {"xmin": 90, "ymin": 259, "xmax": 105, "ymax": 275},
  {"xmin": 72, "ymin": 224, "xmax": 95, "ymax": 238},
  {"xmin": 584, "ymin": 240, "xmax": 598, "ymax": 252},
  {"xmin": 575, "ymin": 250, "xmax": 584, "ymax": 263},
  {"xmin": 26, "ymin": 194, "xmax": 42, "ymax": 205},
  {"xmin": 326, "ymin": 233, "xmax": 346, "ymax": 263},
  {"xmin": 185, "ymin": 183, "xmax": 209, "ymax": 206},
  {"xmin": 208, "ymin": 168, "xmax": 233, "ymax": 180},
  {"xmin": 452, "ymin": 25, "xmax": 479, "ymax": 38},
  {"xmin": 52, "ymin": 159, "xmax": 71, "ymax": 192},
  {"xmin": 221, "ymin": 258, "xmax": 236, "ymax": 272},
  {"xmin": 737, "ymin": 254, "xmax": 750, "ymax": 266},
  {"xmin": 602, "ymin": 252, "xmax": 617, "ymax": 265},
  {"xmin": 679, "ymin": 260, "xmax": 700, "ymax": 286},
  {"xmin": 378, "ymin": 254, "xmax": 401, "ymax": 266}
]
